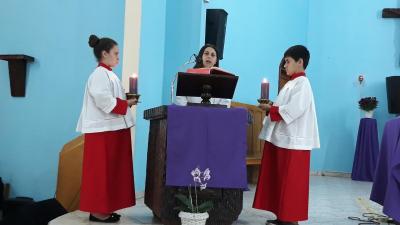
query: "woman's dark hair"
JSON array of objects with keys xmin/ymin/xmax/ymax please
[
  {"xmin": 193, "ymin": 44, "xmax": 220, "ymax": 68},
  {"xmin": 284, "ymin": 45, "xmax": 310, "ymax": 69},
  {"xmin": 88, "ymin": 34, "xmax": 118, "ymax": 61}
]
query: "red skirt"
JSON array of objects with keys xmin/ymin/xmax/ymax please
[
  {"xmin": 253, "ymin": 141, "xmax": 310, "ymax": 222},
  {"xmin": 80, "ymin": 128, "xmax": 135, "ymax": 214}
]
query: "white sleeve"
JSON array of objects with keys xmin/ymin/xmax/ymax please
[
  {"xmin": 278, "ymin": 80, "xmax": 312, "ymax": 124},
  {"xmin": 175, "ymin": 96, "xmax": 188, "ymax": 106},
  {"xmin": 87, "ymin": 72, "xmax": 116, "ymax": 113}
]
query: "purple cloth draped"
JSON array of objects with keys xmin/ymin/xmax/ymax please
[
  {"xmin": 166, "ymin": 105, "xmax": 248, "ymax": 189},
  {"xmin": 351, "ymin": 118, "xmax": 379, "ymax": 181},
  {"xmin": 370, "ymin": 117, "xmax": 400, "ymax": 222}
]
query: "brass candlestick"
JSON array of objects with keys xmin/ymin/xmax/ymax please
[
  {"xmin": 257, "ymin": 98, "xmax": 272, "ymax": 105},
  {"xmin": 126, "ymin": 93, "xmax": 140, "ymax": 101}
]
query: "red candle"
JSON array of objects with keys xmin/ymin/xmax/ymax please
[
  {"xmin": 129, "ymin": 73, "xmax": 138, "ymax": 94},
  {"xmin": 261, "ymin": 78, "xmax": 269, "ymax": 99}
]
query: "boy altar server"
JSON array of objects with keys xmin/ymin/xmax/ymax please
[{"xmin": 253, "ymin": 45, "xmax": 320, "ymax": 225}]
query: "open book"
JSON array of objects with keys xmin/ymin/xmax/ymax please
[{"xmin": 186, "ymin": 67, "xmax": 234, "ymax": 76}]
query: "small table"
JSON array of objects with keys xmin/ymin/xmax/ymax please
[
  {"xmin": 351, "ymin": 118, "xmax": 379, "ymax": 181},
  {"xmin": 370, "ymin": 117, "xmax": 400, "ymax": 222}
]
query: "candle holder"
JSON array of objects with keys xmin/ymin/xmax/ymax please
[
  {"xmin": 126, "ymin": 93, "xmax": 141, "ymax": 101},
  {"xmin": 257, "ymin": 98, "xmax": 272, "ymax": 105}
]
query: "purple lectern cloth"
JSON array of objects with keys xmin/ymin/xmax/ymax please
[
  {"xmin": 370, "ymin": 117, "xmax": 400, "ymax": 222},
  {"xmin": 351, "ymin": 118, "xmax": 379, "ymax": 181},
  {"xmin": 166, "ymin": 105, "xmax": 248, "ymax": 189}
]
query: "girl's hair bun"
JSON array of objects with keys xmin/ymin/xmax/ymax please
[{"xmin": 88, "ymin": 34, "xmax": 100, "ymax": 48}]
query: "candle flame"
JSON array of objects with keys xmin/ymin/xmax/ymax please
[
  {"xmin": 131, "ymin": 73, "xmax": 138, "ymax": 78},
  {"xmin": 262, "ymin": 78, "xmax": 269, "ymax": 83}
]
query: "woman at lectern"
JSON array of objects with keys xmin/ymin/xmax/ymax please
[
  {"xmin": 76, "ymin": 34, "xmax": 137, "ymax": 223},
  {"xmin": 174, "ymin": 44, "xmax": 231, "ymax": 107}
]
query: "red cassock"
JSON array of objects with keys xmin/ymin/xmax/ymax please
[
  {"xmin": 79, "ymin": 98, "xmax": 136, "ymax": 214},
  {"xmin": 253, "ymin": 141, "xmax": 310, "ymax": 222}
]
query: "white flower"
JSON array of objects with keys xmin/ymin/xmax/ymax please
[
  {"xmin": 203, "ymin": 168, "xmax": 211, "ymax": 181},
  {"xmin": 193, "ymin": 177, "xmax": 201, "ymax": 183},
  {"xmin": 191, "ymin": 168, "xmax": 201, "ymax": 178},
  {"xmin": 190, "ymin": 167, "xmax": 212, "ymax": 189},
  {"xmin": 200, "ymin": 183, "xmax": 207, "ymax": 190}
]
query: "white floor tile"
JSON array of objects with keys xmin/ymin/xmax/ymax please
[{"xmin": 49, "ymin": 176, "xmax": 383, "ymax": 225}]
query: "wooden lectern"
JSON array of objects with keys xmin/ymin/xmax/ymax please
[{"xmin": 143, "ymin": 106, "xmax": 243, "ymax": 225}]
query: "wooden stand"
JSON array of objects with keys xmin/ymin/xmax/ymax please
[
  {"xmin": 0, "ymin": 55, "xmax": 34, "ymax": 97},
  {"xmin": 278, "ymin": 57, "xmax": 290, "ymax": 92},
  {"xmin": 143, "ymin": 106, "xmax": 243, "ymax": 225},
  {"xmin": 126, "ymin": 93, "xmax": 140, "ymax": 101}
]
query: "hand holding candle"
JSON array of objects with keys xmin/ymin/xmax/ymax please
[
  {"xmin": 129, "ymin": 73, "xmax": 138, "ymax": 94},
  {"xmin": 261, "ymin": 78, "xmax": 269, "ymax": 100}
]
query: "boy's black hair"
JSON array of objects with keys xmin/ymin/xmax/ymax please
[
  {"xmin": 193, "ymin": 44, "xmax": 220, "ymax": 68},
  {"xmin": 284, "ymin": 45, "xmax": 310, "ymax": 69}
]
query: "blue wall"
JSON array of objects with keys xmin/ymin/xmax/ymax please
[
  {"xmin": 307, "ymin": 0, "xmax": 400, "ymax": 171},
  {"xmin": 0, "ymin": 0, "xmax": 125, "ymax": 200},
  {"xmin": 134, "ymin": 0, "xmax": 166, "ymax": 191},
  {"xmin": 161, "ymin": 0, "xmax": 204, "ymax": 104}
]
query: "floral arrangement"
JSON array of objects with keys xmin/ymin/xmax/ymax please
[
  {"xmin": 358, "ymin": 97, "xmax": 378, "ymax": 111},
  {"xmin": 175, "ymin": 167, "xmax": 213, "ymax": 213}
]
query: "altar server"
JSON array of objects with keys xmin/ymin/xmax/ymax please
[
  {"xmin": 253, "ymin": 45, "xmax": 320, "ymax": 225},
  {"xmin": 76, "ymin": 34, "xmax": 138, "ymax": 223}
]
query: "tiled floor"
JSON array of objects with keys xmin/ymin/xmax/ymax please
[{"xmin": 50, "ymin": 176, "xmax": 385, "ymax": 225}]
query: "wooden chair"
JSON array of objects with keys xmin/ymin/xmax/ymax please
[
  {"xmin": 231, "ymin": 101, "xmax": 266, "ymax": 184},
  {"xmin": 55, "ymin": 135, "xmax": 84, "ymax": 212},
  {"xmin": 279, "ymin": 57, "xmax": 290, "ymax": 92}
]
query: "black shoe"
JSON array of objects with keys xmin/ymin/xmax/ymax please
[
  {"xmin": 89, "ymin": 214, "xmax": 120, "ymax": 223},
  {"xmin": 266, "ymin": 219, "xmax": 279, "ymax": 225},
  {"xmin": 266, "ymin": 220, "xmax": 298, "ymax": 225},
  {"xmin": 279, "ymin": 222, "xmax": 298, "ymax": 225},
  {"xmin": 111, "ymin": 213, "xmax": 121, "ymax": 218}
]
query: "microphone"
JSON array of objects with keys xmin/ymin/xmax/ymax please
[{"xmin": 170, "ymin": 54, "xmax": 197, "ymax": 103}]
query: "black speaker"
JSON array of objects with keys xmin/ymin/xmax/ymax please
[
  {"xmin": 386, "ymin": 76, "xmax": 400, "ymax": 114},
  {"xmin": 4, "ymin": 198, "xmax": 67, "ymax": 225},
  {"xmin": 2, "ymin": 197, "xmax": 34, "ymax": 224},
  {"xmin": 205, "ymin": 9, "xmax": 228, "ymax": 60}
]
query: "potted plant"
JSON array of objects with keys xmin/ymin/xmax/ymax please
[
  {"xmin": 175, "ymin": 167, "xmax": 213, "ymax": 225},
  {"xmin": 358, "ymin": 97, "xmax": 378, "ymax": 118}
]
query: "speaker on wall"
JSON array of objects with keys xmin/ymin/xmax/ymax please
[
  {"xmin": 205, "ymin": 9, "xmax": 228, "ymax": 60},
  {"xmin": 386, "ymin": 76, "xmax": 400, "ymax": 114}
]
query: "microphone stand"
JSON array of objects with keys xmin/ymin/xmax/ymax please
[{"xmin": 170, "ymin": 54, "xmax": 196, "ymax": 104}]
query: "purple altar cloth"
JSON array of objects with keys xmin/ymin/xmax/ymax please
[
  {"xmin": 370, "ymin": 117, "xmax": 400, "ymax": 222},
  {"xmin": 166, "ymin": 105, "xmax": 248, "ymax": 189},
  {"xmin": 351, "ymin": 118, "xmax": 379, "ymax": 181}
]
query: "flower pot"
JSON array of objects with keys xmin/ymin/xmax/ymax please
[
  {"xmin": 178, "ymin": 211, "xmax": 209, "ymax": 225},
  {"xmin": 364, "ymin": 110, "xmax": 374, "ymax": 118}
]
